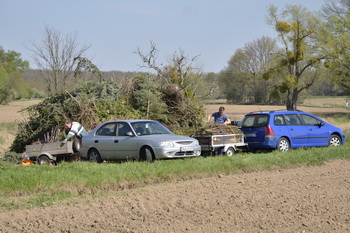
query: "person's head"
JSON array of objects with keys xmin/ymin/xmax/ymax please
[
  {"xmin": 65, "ymin": 121, "xmax": 72, "ymax": 129},
  {"xmin": 219, "ymin": 106, "xmax": 225, "ymax": 115}
]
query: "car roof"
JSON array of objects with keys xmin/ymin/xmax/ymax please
[
  {"xmin": 245, "ymin": 110, "xmax": 304, "ymax": 115},
  {"xmin": 101, "ymin": 119, "xmax": 158, "ymax": 124}
]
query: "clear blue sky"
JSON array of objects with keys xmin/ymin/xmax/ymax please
[{"xmin": 1, "ymin": 0, "xmax": 325, "ymax": 73}]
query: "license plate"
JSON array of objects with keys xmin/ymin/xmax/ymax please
[
  {"xmin": 180, "ymin": 146, "xmax": 193, "ymax": 151},
  {"xmin": 245, "ymin": 133, "xmax": 256, "ymax": 137}
]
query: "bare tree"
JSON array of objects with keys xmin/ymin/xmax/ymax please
[
  {"xmin": 322, "ymin": 0, "xmax": 350, "ymax": 17},
  {"xmin": 27, "ymin": 26, "xmax": 91, "ymax": 96},
  {"xmin": 134, "ymin": 41, "xmax": 206, "ymax": 98}
]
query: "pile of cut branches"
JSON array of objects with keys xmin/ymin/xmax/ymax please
[
  {"xmin": 10, "ymin": 82, "xmax": 129, "ymax": 153},
  {"xmin": 194, "ymin": 123, "xmax": 242, "ymax": 136}
]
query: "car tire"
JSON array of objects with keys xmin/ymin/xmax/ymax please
[
  {"xmin": 329, "ymin": 134, "xmax": 341, "ymax": 146},
  {"xmin": 277, "ymin": 137, "xmax": 289, "ymax": 152},
  {"xmin": 140, "ymin": 147, "xmax": 154, "ymax": 163},
  {"xmin": 37, "ymin": 155, "xmax": 52, "ymax": 165},
  {"xmin": 225, "ymin": 147, "xmax": 235, "ymax": 157},
  {"xmin": 88, "ymin": 149, "xmax": 102, "ymax": 163}
]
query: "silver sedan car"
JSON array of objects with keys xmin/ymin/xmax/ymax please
[{"xmin": 80, "ymin": 120, "xmax": 201, "ymax": 163}]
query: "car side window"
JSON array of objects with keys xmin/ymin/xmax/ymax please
[
  {"xmin": 285, "ymin": 114, "xmax": 302, "ymax": 125},
  {"xmin": 96, "ymin": 123, "xmax": 116, "ymax": 136},
  {"xmin": 117, "ymin": 123, "xmax": 132, "ymax": 136},
  {"xmin": 274, "ymin": 115, "xmax": 286, "ymax": 125},
  {"xmin": 299, "ymin": 114, "xmax": 321, "ymax": 126}
]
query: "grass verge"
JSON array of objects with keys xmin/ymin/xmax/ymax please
[{"xmin": 1, "ymin": 140, "xmax": 349, "ymax": 211}]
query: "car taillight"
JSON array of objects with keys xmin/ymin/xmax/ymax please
[{"xmin": 265, "ymin": 126, "xmax": 275, "ymax": 135}]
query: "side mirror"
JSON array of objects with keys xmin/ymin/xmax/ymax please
[
  {"xmin": 319, "ymin": 122, "xmax": 325, "ymax": 127},
  {"xmin": 125, "ymin": 132, "xmax": 133, "ymax": 136}
]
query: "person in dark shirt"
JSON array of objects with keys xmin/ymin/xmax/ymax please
[{"xmin": 207, "ymin": 106, "xmax": 231, "ymax": 125}]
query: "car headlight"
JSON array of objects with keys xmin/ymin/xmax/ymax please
[
  {"xmin": 160, "ymin": 141, "xmax": 175, "ymax": 147},
  {"xmin": 193, "ymin": 140, "xmax": 199, "ymax": 146}
]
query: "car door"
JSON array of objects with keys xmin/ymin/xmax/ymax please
[
  {"xmin": 93, "ymin": 122, "xmax": 118, "ymax": 160},
  {"xmin": 111, "ymin": 122, "xmax": 139, "ymax": 160},
  {"xmin": 273, "ymin": 114, "xmax": 290, "ymax": 137},
  {"xmin": 299, "ymin": 114, "xmax": 329, "ymax": 146},
  {"xmin": 284, "ymin": 114, "xmax": 309, "ymax": 146}
]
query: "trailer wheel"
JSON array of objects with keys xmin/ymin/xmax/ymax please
[
  {"xmin": 225, "ymin": 147, "xmax": 235, "ymax": 157},
  {"xmin": 73, "ymin": 139, "xmax": 81, "ymax": 153},
  {"xmin": 37, "ymin": 155, "xmax": 52, "ymax": 165}
]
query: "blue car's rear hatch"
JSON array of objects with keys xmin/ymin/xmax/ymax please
[{"xmin": 240, "ymin": 114, "xmax": 270, "ymax": 143}]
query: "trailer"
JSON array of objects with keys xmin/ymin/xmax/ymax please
[
  {"xmin": 25, "ymin": 141, "xmax": 79, "ymax": 165},
  {"xmin": 193, "ymin": 124, "xmax": 247, "ymax": 156}
]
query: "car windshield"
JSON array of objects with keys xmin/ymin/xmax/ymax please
[
  {"xmin": 241, "ymin": 114, "xmax": 269, "ymax": 128},
  {"xmin": 131, "ymin": 121, "xmax": 173, "ymax": 136}
]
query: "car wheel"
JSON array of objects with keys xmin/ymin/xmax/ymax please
[
  {"xmin": 140, "ymin": 147, "xmax": 154, "ymax": 163},
  {"xmin": 225, "ymin": 147, "xmax": 235, "ymax": 157},
  {"xmin": 329, "ymin": 134, "xmax": 341, "ymax": 146},
  {"xmin": 37, "ymin": 155, "xmax": 52, "ymax": 165},
  {"xmin": 277, "ymin": 137, "xmax": 289, "ymax": 152},
  {"xmin": 88, "ymin": 149, "xmax": 102, "ymax": 163}
]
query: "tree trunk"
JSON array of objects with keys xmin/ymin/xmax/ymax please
[
  {"xmin": 286, "ymin": 88, "xmax": 299, "ymax": 110},
  {"xmin": 292, "ymin": 89, "xmax": 299, "ymax": 110},
  {"xmin": 286, "ymin": 90, "xmax": 293, "ymax": 110}
]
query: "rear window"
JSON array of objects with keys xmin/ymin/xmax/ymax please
[{"xmin": 241, "ymin": 114, "xmax": 269, "ymax": 128}]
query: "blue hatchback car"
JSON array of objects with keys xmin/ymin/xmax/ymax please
[{"xmin": 240, "ymin": 110, "xmax": 345, "ymax": 152}]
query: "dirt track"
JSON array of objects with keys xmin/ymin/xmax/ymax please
[{"xmin": 1, "ymin": 160, "xmax": 349, "ymax": 233}]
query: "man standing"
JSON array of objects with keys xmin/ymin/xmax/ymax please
[
  {"xmin": 207, "ymin": 106, "xmax": 231, "ymax": 125},
  {"xmin": 63, "ymin": 121, "xmax": 88, "ymax": 143}
]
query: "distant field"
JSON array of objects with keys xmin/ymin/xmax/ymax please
[
  {"xmin": 0, "ymin": 99, "xmax": 41, "ymax": 123},
  {"xmin": 302, "ymin": 97, "xmax": 347, "ymax": 106},
  {"xmin": 205, "ymin": 98, "xmax": 348, "ymax": 121}
]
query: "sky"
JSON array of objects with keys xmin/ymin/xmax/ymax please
[{"xmin": 1, "ymin": 0, "xmax": 325, "ymax": 73}]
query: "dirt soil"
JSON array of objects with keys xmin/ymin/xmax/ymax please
[
  {"xmin": 0, "ymin": 100, "xmax": 41, "ymax": 123},
  {"xmin": 1, "ymin": 160, "xmax": 350, "ymax": 233}
]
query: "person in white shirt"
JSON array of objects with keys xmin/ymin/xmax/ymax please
[{"xmin": 63, "ymin": 121, "xmax": 88, "ymax": 143}]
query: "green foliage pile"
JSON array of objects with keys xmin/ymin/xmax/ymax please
[
  {"xmin": 125, "ymin": 74, "xmax": 204, "ymax": 128},
  {"xmin": 11, "ymin": 77, "xmax": 204, "ymax": 153}
]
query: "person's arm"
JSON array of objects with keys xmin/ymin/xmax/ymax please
[
  {"xmin": 207, "ymin": 113, "xmax": 213, "ymax": 123},
  {"xmin": 224, "ymin": 115, "xmax": 231, "ymax": 125},
  {"xmin": 63, "ymin": 131, "xmax": 75, "ymax": 142}
]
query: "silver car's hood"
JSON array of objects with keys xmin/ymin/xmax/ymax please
[{"xmin": 138, "ymin": 134, "xmax": 196, "ymax": 141}]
